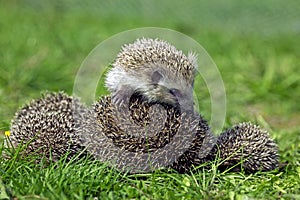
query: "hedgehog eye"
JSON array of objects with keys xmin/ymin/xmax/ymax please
[{"xmin": 169, "ymin": 88, "xmax": 182, "ymax": 98}]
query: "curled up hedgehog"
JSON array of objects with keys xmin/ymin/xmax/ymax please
[
  {"xmin": 6, "ymin": 38, "xmax": 279, "ymax": 174},
  {"xmin": 6, "ymin": 92, "xmax": 89, "ymax": 161}
]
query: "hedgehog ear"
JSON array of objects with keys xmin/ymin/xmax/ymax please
[{"xmin": 151, "ymin": 71, "xmax": 163, "ymax": 83}]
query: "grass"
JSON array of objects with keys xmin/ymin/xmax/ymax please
[{"xmin": 0, "ymin": 1, "xmax": 300, "ymax": 199}]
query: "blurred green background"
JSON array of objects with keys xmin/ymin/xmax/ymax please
[
  {"xmin": 0, "ymin": 1, "xmax": 299, "ymax": 199},
  {"xmin": 0, "ymin": 0, "xmax": 299, "ymax": 146}
]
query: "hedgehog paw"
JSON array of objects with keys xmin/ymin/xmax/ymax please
[{"xmin": 111, "ymin": 91, "xmax": 131, "ymax": 107}]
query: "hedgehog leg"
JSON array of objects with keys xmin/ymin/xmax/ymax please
[{"xmin": 207, "ymin": 122, "xmax": 279, "ymax": 173}]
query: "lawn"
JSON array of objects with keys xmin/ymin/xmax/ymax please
[{"xmin": 0, "ymin": 1, "xmax": 299, "ymax": 199}]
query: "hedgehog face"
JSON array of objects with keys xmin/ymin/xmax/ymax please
[
  {"xmin": 105, "ymin": 63, "xmax": 195, "ymax": 110},
  {"xmin": 136, "ymin": 68, "xmax": 195, "ymax": 111},
  {"xmin": 105, "ymin": 38, "xmax": 197, "ymax": 108}
]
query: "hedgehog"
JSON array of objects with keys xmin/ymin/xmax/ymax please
[
  {"xmin": 78, "ymin": 92, "xmax": 213, "ymax": 173},
  {"xmin": 7, "ymin": 92, "xmax": 89, "ymax": 161},
  {"xmin": 6, "ymin": 36, "xmax": 279, "ymax": 173},
  {"xmin": 79, "ymin": 93, "xmax": 279, "ymax": 173},
  {"xmin": 105, "ymin": 38, "xmax": 197, "ymax": 111},
  {"xmin": 206, "ymin": 122, "xmax": 279, "ymax": 173},
  {"xmin": 6, "ymin": 92, "xmax": 279, "ymax": 173}
]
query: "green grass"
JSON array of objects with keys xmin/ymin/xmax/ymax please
[{"xmin": 1, "ymin": 1, "xmax": 300, "ymax": 199}]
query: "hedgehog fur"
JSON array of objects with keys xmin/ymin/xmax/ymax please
[
  {"xmin": 8, "ymin": 92, "xmax": 89, "ymax": 161},
  {"xmin": 111, "ymin": 37, "xmax": 197, "ymax": 83}
]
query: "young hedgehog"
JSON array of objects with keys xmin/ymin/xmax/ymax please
[
  {"xmin": 7, "ymin": 92, "xmax": 89, "ymax": 161},
  {"xmin": 105, "ymin": 38, "xmax": 197, "ymax": 110},
  {"xmin": 79, "ymin": 93, "xmax": 279, "ymax": 173},
  {"xmin": 6, "ymin": 37, "xmax": 279, "ymax": 174},
  {"xmin": 208, "ymin": 122, "xmax": 279, "ymax": 173},
  {"xmin": 7, "ymin": 92, "xmax": 279, "ymax": 173},
  {"xmin": 79, "ymin": 92, "xmax": 214, "ymax": 173}
]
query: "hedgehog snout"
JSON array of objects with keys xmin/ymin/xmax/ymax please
[
  {"xmin": 167, "ymin": 88, "xmax": 193, "ymax": 111},
  {"xmin": 135, "ymin": 84, "xmax": 178, "ymax": 106},
  {"xmin": 154, "ymin": 84, "xmax": 179, "ymax": 105},
  {"xmin": 143, "ymin": 84, "xmax": 195, "ymax": 111},
  {"xmin": 170, "ymin": 89, "xmax": 194, "ymax": 111}
]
